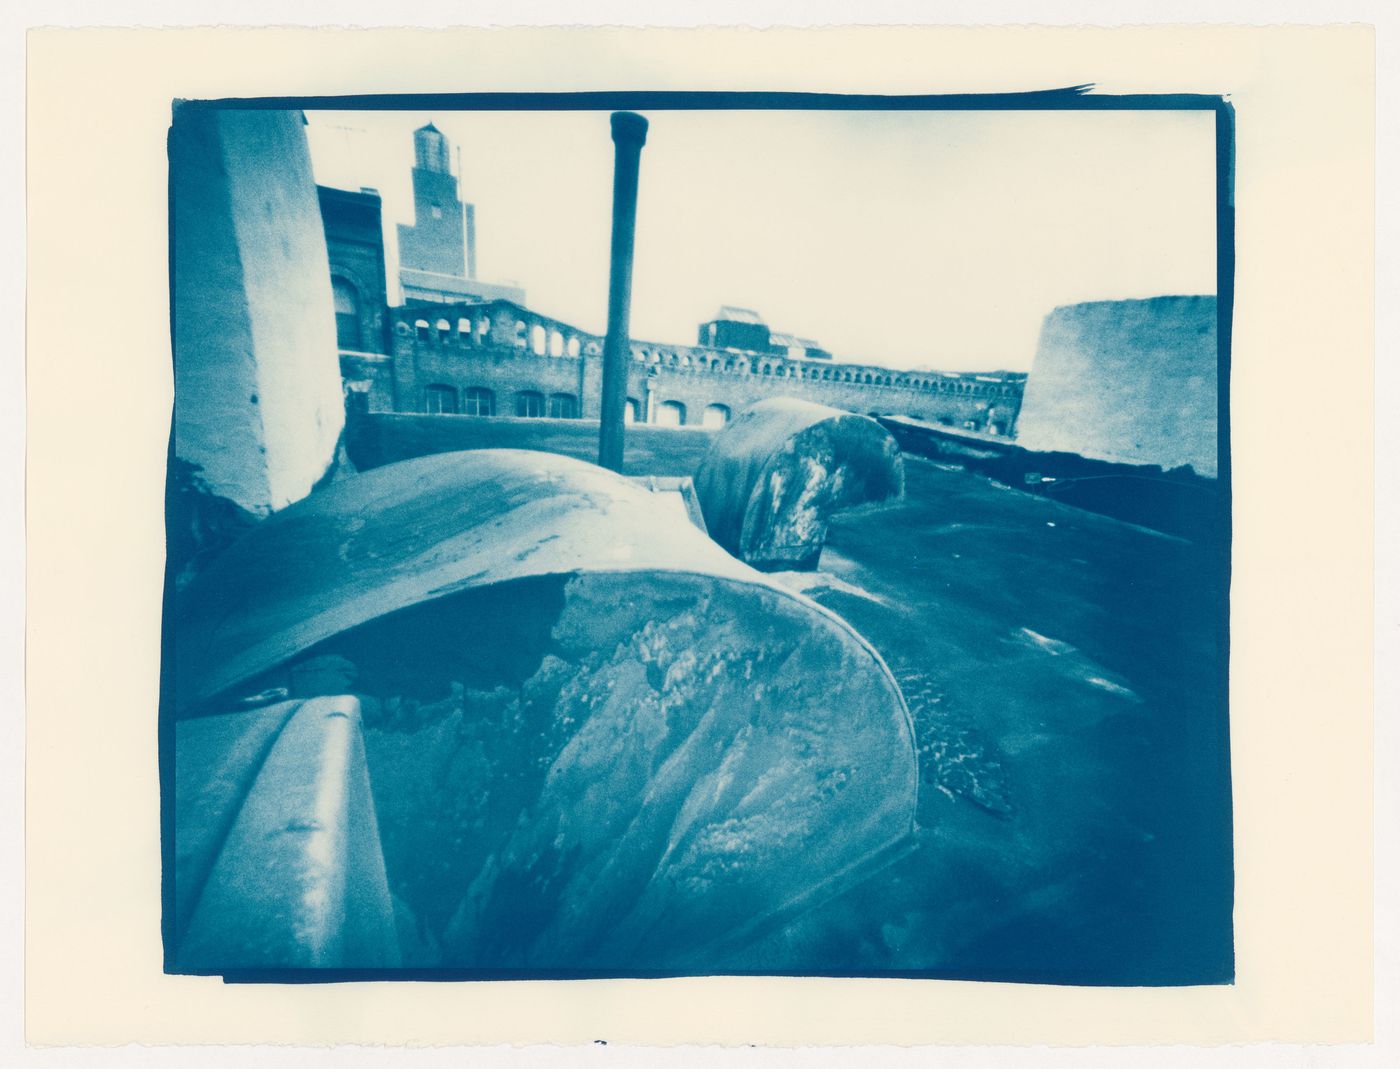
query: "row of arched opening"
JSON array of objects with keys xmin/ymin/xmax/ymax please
[
  {"xmin": 422, "ymin": 385, "xmax": 729, "ymax": 428},
  {"xmin": 629, "ymin": 346, "xmax": 1011, "ymax": 397},
  {"xmin": 423, "ymin": 385, "xmax": 579, "ymax": 420},
  {"xmin": 410, "ymin": 317, "xmax": 599, "ymax": 360},
  {"xmin": 649, "ymin": 400, "xmax": 730, "ymax": 428},
  {"xmin": 402, "ymin": 316, "xmax": 1012, "ymax": 402}
]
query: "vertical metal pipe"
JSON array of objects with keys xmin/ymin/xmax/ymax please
[{"xmin": 598, "ymin": 111, "xmax": 648, "ymax": 472}]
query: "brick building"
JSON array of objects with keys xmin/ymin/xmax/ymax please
[
  {"xmin": 698, "ymin": 306, "xmax": 833, "ymax": 361},
  {"xmin": 318, "ymin": 185, "xmax": 390, "ymax": 356},
  {"xmin": 336, "ymin": 297, "xmax": 1025, "ymax": 434},
  {"xmin": 395, "ymin": 122, "xmax": 525, "ymax": 307},
  {"xmin": 322, "ymin": 123, "xmax": 1026, "ymax": 437}
]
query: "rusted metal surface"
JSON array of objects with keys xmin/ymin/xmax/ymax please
[
  {"xmin": 694, "ymin": 397, "xmax": 905, "ymax": 570},
  {"xmin": 169, "ymin": 448, "xmax": 918, "ymax": 971},
  {"xmin": 172, "ymin": 695, "xmax": 399, "ymax": 971}
]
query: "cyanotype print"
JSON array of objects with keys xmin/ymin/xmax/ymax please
[{"xmin": 162, "ymin": 92, "xmax": 1231, "ymax": 984}]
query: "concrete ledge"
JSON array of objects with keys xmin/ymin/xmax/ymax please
[
  {"xmin": 346, "ymin": 411, "xmax": 716, "ymax": 477},
  {"xmin": 879, "ymin": 415, "xmax": 1219, "ymax": 541},
  {"xmin": 172, "ymin": 695, "xmax": 399, "ymax": 972}
]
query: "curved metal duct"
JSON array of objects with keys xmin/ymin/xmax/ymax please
[
  {"xmin": 170, "ymin": 449, "xmax": 917, "ymax": 972},
  {"xmin": 693, "ymin": 398, "xmax": 904, "ymax": 571}
]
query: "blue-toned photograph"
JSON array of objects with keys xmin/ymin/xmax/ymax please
[{"xmin": 162, "ymin": 93, "xmax": 1232, "ymax": 985}]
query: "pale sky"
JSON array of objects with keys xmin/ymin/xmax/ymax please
[{"xmin": 306, "ymin": 108, "xmax": 1217, "ymax": 373}]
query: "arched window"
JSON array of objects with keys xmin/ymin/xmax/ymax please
[
  {"xmin": 567, "ymin": 336, "xmax": 581, "ymax": 358},
  {"xmin": 414, "ymin": 318, "xmax": 431, "ymax": 341},
  {"xmin": 624, "ymin": 398, "xmax": 641, "ymax": 424},
  {"xmin": 424, "ymin": 384, "xmax": 457, "ymax": 414},
  {"xmin": 514, "ymin": 390, "xmax": 545, "ymax": 418},
  {"xmin": 548, "ymin": 393, "xmax": 578, "ymax": 419},
  {"xmin": 514, "ymin": 321, "xmax": 527, "ymax": 347},
  {"xmin": 549, "ymin": 330, "xmax": 564, "ymax": 357},
  {"xmin": 457, "ymin": 317, "xmax": 473, "ymax": 341},
  {"xmin": 463, "ymin": 386, "xmax": 495, "ymax": 416},
  {"xmin": 761, "ymin": 364, "xmax": 772, "ymax": 376},
  {"xmin": 656, "ymin": 400, "xmax": 686, "ymax": 426},
  {"xmin": 702, "ymin": 403, "xmax": 730, "ymax": 428},
  {"xmin": 530, "ymin": 324, "xmax": 547, "ymax": 355},
  {"xmin": 332, "ymin": 278, "xmax": 361, "ymax": 349},
  {"xmin": 435, "ymin": 318, "xmax": 451, "ymax": 341},
  {"xmin": 478, "ymin": 317, "xmax": 492, "ymax": 341}
]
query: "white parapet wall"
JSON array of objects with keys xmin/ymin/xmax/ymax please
[
  {"xmin": 171, "ymin": 106, "xmax": 345, "ymax": 516},
  {"xmin": 1014, "ymin": 296, "xmax": 1219, "ymax": 478}
]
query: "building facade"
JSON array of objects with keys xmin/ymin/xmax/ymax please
[
  {"xmin": 394, "ymin": 122, "xmax": 526, "ymax": 307},
  {"xmin": 318, "ymin": 185, "xmax": 390, "ymax": 356},
  {"xmin": 325, "ymin": 123, "xmax": 1026, "ymax": 436},
  {"xmin": 697, "ymin": 306, "xmax": 833, "ymax": 361},
  {"xmin": 397, "ymin": 122, "xmax": 470, "ymax": 278},
  {"xmin": 337, "ymin": 297, "xmax": 1025, "ymax": 434}
]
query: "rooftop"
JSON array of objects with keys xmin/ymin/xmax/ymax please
[
  {"xmin": 715, "ymin": 305, "xmax": 766, "ymax": 325},
  {"xmin": 343, "ymin": 412, "xmax": 1231, "ymax": 983}
]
